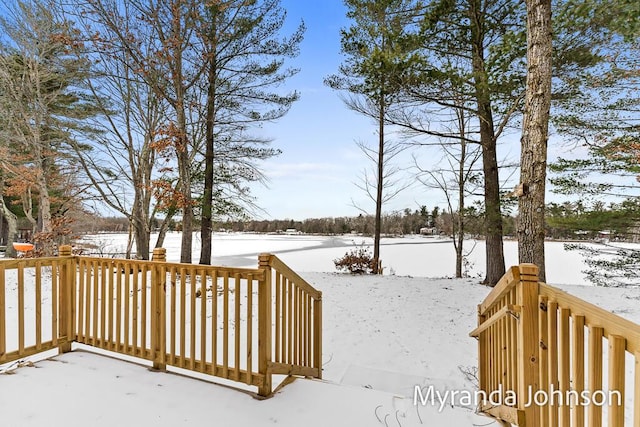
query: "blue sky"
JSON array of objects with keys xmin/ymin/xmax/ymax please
[
  {"xmin": 250, "ymin": 1, "xmax": 594, "ymax": 221},
  {"xmin": 249, "ymin": 0, "xmax": 437, "ymax": 220}
]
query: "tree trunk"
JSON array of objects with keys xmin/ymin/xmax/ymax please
[
  {"xmin": 128, "ymin": 179, "xmax": 150, "ymax": 259},
  {"xmin": 133, "ymin": 216, "xmax": 150, "ymax": 260},
  {"xmin": 481, "ymin": 142, "xmax": 506, "ymax": 285},
  {"xmin": 0, "ymin": 195, "xmax": 18, "ymax": 258},
  {"xmin": 518, "ymin": 0, "xmax": 552, "ymax": 282},
  {"xmin": 126, "ymin": 221, "xmax": 134, "ymax": 259},
  {"xmin": 34, "ymin": 144, "xmax": 53, "ymax": 237},
  {"xmin": 164, "ymin": 2, "xmax": 193, "ymax": 265},
  {"xmin": 155, "ymin": 209, "xmax": 175, "ymax": 249},
  {"xmin": 373, "ymin": 92, "xmax": 385, "ymax": 274},
  {"xmin": 178, "ymin": 140, "xmax": 193, "ymax": 264},
  {"xmin": 175, "ymin": 91, "xmax": 193, "ymax": 263},
  {"xmin": 455, "ymin": 222, "xmax": 464, "ymax": 277},
  {"xmin": 37, "ymin": 170, "xmax": 52, "ymax": 234},
  {"xmin": 0, "ymin": 208, "xmax": 4, "ymax": 245},
  {"xmin": 200, "ymin": 49, "xmax": 217, "ymax": 265},
  {"xmin": 136, "ymin": 132, "xmax": 155, "ymax": 260},
  {"xmin": 36, "ymin": 162, "xmax": 54, "ymax": 256},
  {"xmin": 134, "ymin": 226, "xmax": 149, "ymax": 260},
  {"xmin": 470, "ymin": 0, "xmax": 505, "ymax": 285},
  {"xmin": 456, "ymin": 115, "xmax": 466, "ymax": 279},
  {"xmin": 21, "ymin": 189, "xmax": 37, "ymax": 236}
]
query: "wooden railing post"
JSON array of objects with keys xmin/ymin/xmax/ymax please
[
  {"xmin": 516, "ymin": 263, "xmax": 540, "ymax": 426},
  {"xmin": 477, "ymin": 304, "xmax": 487, "ymax": 395},
  {"xmin": 258, "ymin": 253, "xmax": 273, "ymax": 397},
  {"xmin": 313, "ymin": 293, "xmax": 323, "ymax": 379},
  {"xmin": 58, "ymin": 245, "xmax": 73, "ymax": 353},
  {"xmin": 151, "ymin": 248, "xmax": 167, "ymax": 371}
]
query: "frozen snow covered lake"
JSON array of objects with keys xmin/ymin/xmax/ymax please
[{"xmin": 78, "ymin": 232, "xmax": 591, "ymax": 285}]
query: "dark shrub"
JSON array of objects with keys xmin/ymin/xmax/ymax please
[{"xmin": 334, "ymin": 245, "xmax": 374, "ymax": 274}]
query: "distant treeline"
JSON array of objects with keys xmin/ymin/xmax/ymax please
[
  {"xmin": 82, "ymin": 200, "xmax": 640, "ymax": 242},
  {"xmin": 215, "ymin": 206, "xmax": 505, "ymax": 237},
  {"xmin": 217, "ymin": 207, "xmax": 440, "ymax": 235},
  {"xmin": 91, "ymin": 207, "xmax": 441, "ymax": 236}
]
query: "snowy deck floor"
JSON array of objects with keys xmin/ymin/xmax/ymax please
[{"xmin": 0, "ymin": 350, "xmax": 489, "ymax": 427}]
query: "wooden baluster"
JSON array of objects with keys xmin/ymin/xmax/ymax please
[
  {"xmin": 152, "ymin": 248, "xmax": 167, "ymax": 371},
  {"xmin": 588, "ymin": 326, "xmax": 604, "ymax": 427},
  {"xmin": 517, "ymin": 264, "xmax": 540, "ymax": 426},
  {"xmin": 258, "ymin": 253, "xmax": 273, "ymax": 397},
  {"xmin": 57, "ymin": 245, "xmax": 73, "ymax": 353},
  {"xmin": 608, "ymin": 335, "xmax": 626, "ymax": 427}
]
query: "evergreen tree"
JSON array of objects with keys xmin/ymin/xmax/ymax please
[
  {"xmin": 547, "ymin": 1, "xmax": 640, "ymax": 284},
  {"xmin": 387, "ymin": 0, "xmax": 528, "ymax": 284},
  {"xmin": 387, "ymin": 0, "xmax": 637, "ymax": 284},
  {"xmin": 195, "ymin": 0, "xmax": 303, "ymax": 265},
  {"xmin": 326, "ymin": 0, "xmax": 424, "ymax": 273},
  {"xmin": 0, "ymin": 0, "xmax": 97, "ymax": 255}
]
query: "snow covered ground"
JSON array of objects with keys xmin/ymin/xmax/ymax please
[{"xmin": 2, "ymin": 233, "xmax": 640, "ymax": 426}]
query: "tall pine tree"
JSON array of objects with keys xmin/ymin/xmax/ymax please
[{"xmin": 326, "ymin": 0, "xmax": 424, "ymax": 273}]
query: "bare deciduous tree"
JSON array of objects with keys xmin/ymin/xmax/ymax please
[
  {"xmin": 66, "ymin": 0, "xmax": 171, "ymax": 259},
  {"xmin": 414, "ymin": 103, "xmax": 482, "ymax": 278}
]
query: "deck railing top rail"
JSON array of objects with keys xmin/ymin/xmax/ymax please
[
  {"xmin": 77, "ymin": 257, "xmax": 268, "ymax": 288},
  {"xmin": 538, "ymin": 282, "xmax": 640, "ymax": 354},
  {"xmin": 265, "ymin": 254, "xmax": 322, "ymax": 300}
]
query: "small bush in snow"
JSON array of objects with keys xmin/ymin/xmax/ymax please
[{"xmin": 334, "ymin": 245, "xmax": 374, "ymax": 274}]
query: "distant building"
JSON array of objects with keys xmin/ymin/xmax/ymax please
[
  {"xmin": 0, "ymin": 213, "xmax": 32, "ymax": 246},
  {"xmin": 285, "ymin": 228, "xmax": 299, "ymax": 235},
  {"xmin": 420, "ymin": 227, "xmax": 437, "ymax": 235},
  {"xmin": 595, "ymin": 230, "xmax": 611, "ymax": 243}
]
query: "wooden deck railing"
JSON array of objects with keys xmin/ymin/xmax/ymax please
[
  {"xmin": 471, "ymin": 264, "xmax": 640, "ymax": 426},
  {"xmin": 265, "ymin": 254, "xmax": 322, "ymax": 379},
  {"xmin": 0, "ymin": 252, "xmax": 74, "ymax": 365},
  {"xmin": 0, "ymin": 246, "xmax": 322, "ymax": 396}
]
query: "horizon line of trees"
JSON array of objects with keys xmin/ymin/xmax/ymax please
[{"xmin": 82, "ymin": 199, "xmax": 640, "ymax": 242}]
